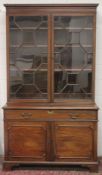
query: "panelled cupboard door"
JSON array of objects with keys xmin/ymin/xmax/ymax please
[
  {"xmin": 6, "ymin": 121, "xmax": 48, "ymax": 161},
  {"xmin": 53, "ymin": 121, "xmax": 96, "ymax": 161}
]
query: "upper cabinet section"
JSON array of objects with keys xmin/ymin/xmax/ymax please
[{"xmin": 5, "ymin": 4, "xmax": 98, "ymax": 103}]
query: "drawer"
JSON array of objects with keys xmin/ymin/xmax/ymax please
[
  {"xmin": 67, "ymin": 110, "xmax": 97, "ymax": 120},
  {"xmin": 4, "ymin": 109, "xmax": 97, "ymax": 120}
]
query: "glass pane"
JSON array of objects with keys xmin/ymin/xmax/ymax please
[
  {"xmin": 54, "ymin": 16, "xmax": 93, "ymax": 100},
  {"xmin": 9, "ymin": 16, "xmax": 48, "ymax": 99}
]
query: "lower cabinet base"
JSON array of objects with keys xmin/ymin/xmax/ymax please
[
  {"xmin": 3, "ymin": 107, "xmax": 98, "ymax": 172},
  {"xmin": 3, "ymin": 161, "xmax": 99, "ymax": 172}
]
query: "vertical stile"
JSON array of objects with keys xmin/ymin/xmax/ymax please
[
  {"xmin": 6, "ymin": 15, "xmax": 10, "ymax": 101},
  {"xmin": 92, "ymin": 14, "xmax": 96, "ymax": 102},
  {"xmin": 48, "ymin": 14, "xmax": 54, "ymax": 102}
]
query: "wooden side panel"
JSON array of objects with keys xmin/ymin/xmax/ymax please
[
  {"xmin": 53, "ymin": 121, "xmax": 96, "ymax": 161},
  {"xmin": 6, "ymin": 121, "xmax": 48, "ymax": 161}
]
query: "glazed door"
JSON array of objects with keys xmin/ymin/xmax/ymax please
[
  {"xmin": 6, "ymin": 122, "xmax": 48, "ymax": 161},
  {"xmin": 9, "ymin": 15, "xmax": 49, "ymax": 101},
  {"xmin": 53, "ymin": 16, "xmax": 94, "ymax": 101},
  {"xmin": 53, "ymin": 121, "xmax": 96, "ymax": 161}
]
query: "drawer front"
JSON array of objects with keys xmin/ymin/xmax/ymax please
[{"xmin": 4, "ymin": 109, "xmax": 97, "ymax": 120}]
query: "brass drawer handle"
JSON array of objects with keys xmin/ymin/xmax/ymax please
[
  {"xmin": 21, "ymin": 113, "xmax": 32, "ymax": 118},
  {"xmin": 70, "ymin": 116, "xmax": 77, "ymax": 119},
  {"xmin": 68, "ymin": 112, "xmax": 78, "ymax": 119},
  {"xmin": 68, "ymin": 112, "xmax": 75, "ymax": 116},
  {"xmin": 48, "ymin": 110, "xmax": 54, "ymax": 114}
]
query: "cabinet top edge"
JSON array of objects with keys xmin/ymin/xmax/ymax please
[
  {"xmin": 3, "ymin": 103, "xmax": 99, "ymax": 110},
  {"xmin": 4, "ymin": 4, "xmax": 99, "ymax": 8}
]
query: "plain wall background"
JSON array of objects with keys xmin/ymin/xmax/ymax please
[{"xmin": 0, "ymin": 0, "xmax": 102, "ymax": 156}]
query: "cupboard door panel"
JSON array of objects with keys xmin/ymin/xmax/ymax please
[
  {"xmin": 53, "ymin": 121, "xmax": 96, "ymax": 161},
  {"xmin": 7, "ymin": 122, "xmax": 48, "ymax": 161}
]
